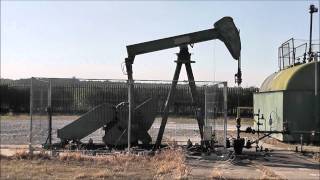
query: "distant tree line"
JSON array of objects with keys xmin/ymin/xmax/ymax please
[
  {"xmin": 0, "ymin": 78, "xmax": 258, "ymax": 117},
  {"xmin": 0, "ymin": 84, "xmax": 30, "ymax": 113}
]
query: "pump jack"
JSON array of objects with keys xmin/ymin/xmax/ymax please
[{"xmin": 124, "ymin": 16, "xmax": 242, "ymax": 150}]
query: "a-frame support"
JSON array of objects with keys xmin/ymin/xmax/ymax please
[{"xmin": 153, "ymin": 45, "xmax": 204, "ymax": 150}]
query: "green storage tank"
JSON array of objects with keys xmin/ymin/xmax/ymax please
[{"xmin": 254, "ymin": 61, "xmax": 320, "ymax": 143}]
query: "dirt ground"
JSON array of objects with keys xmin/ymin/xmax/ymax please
[
  {"xmin": 188, "ymin": 150, "xmax": 320, "ymax": 180},
  {"xmin": 1, "ymin": 147, "xmax": 319, "ymax": 180},
  {"xmin": 0, "ymin": 114, "xmax": 250, "ymax": 145},
  {"xmin": 1, "ymin": 115, "xmax": 319, "ymax": 179}
]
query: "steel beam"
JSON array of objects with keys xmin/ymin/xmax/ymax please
[
  {"xmin": 154, "ymin": 46, "xmax": 205, "ymax": 149},
  {"xmin": 185, "ymin": 58, "xmax": 204, "ymax": 139},
  {"xmin": 153, "ymin": 57, "xmax": 183, "ymax": 150},
  {"xmin": 127, "ymin": 29, "xmax": 219, "ymax": 58}
]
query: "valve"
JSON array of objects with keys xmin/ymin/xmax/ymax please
[
  {"xmin": 235, "ymin": 67, "xmax": 242, "ymax": 85},
  {"xmin": 235, "ymin": 55, "xmax": 242, "ymax": 86}
]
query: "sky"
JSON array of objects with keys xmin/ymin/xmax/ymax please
[{"xmin": 1, "ymin": 1, "xmax": 319, "ymax": 87}]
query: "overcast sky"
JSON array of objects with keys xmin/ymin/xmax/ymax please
[{"xmin": 1, "ymin": 1, "xmax": 319, "ymax": 87}]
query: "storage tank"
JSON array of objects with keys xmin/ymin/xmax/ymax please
[{"xmin": 254, "ymin": 61, "xmax": 320, "ymax": 143}]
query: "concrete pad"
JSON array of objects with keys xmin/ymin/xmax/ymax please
[{"xmin": 255, "ymin": 151, "xmax": 320, "ymax": 180}]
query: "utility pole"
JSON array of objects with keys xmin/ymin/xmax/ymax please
[
  {"xmin": 308, "ymin": 4, "xmax": 318, "ymax": 61},
  {"xmin": 308, "ymin": 4, "xmax": 319, "ymax": 125}
]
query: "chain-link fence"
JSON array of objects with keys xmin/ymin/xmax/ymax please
[
  {"xmin": 30, "ymin": 78, "xmax": 51, "ymax": 149},
  {"xmin": 0, "ymin": 77, "xmax": 51, "ymax": 150},
  {"xmin": 49, "ymin": 78, "xmax": 128, "ymax": 145},
  {"xmin": 1, "ymin": 78, "xmax": 228, "ymax": 148},
  {"xmin": 137, "ymin": 80, "xmax": 227, "ymax": 146},
  {"xmin": 204, "ymin": 82, "xmax": 227, "ymax": 147},
  {"xmin": 0, "ymin": 81, "xmax": 30, "ymax": 145}
]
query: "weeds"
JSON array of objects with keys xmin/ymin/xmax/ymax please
[
  {"xmin": 255, "ymin": 164, "xmax": 284, "ymax": 180},
  {"xmin": 4, "ymin": 148, "xmax": 189, "ymax": 179},
  {"xmin": 211, "ymin": 167, "xmax": 224, "ymax": 179},
  {"xmin": 152, "ymin": 148, "xmax": 190, "ymax": 179},
  {"xmin": 74, "ymin": 170, "xmax": 114, "ymax": 179},
  {"xmin": 312, "ymin": 152, "xmax": 320, "ymax": 162},
  {"xmin": 58, "ymin": 151, "xmax": 149, "ymax": 166},
  {"xmin": 12, "ymin": 150, "xmax": 51, "ymax": 160},
  {"xmin": 58, "ymin": 148, "xmax": 189, "ymax": 179}
]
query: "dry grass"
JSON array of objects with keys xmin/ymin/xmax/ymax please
[
  {"xmin": 210, "ymin": 167, "xmax": 225, "ymax": 179},
  {"xmin": 255, "ymin": 164, "xmax": 285, "ymax": 180},
  {"xmin": 12, "ymin": 149, "xmax": 51, "ymax": 160},
  {"xmin": 74, "ymin": 169, "xmax": 114, "ymax": 179},
  {"xmin": 262, "ymin": 137, "xmax": 288, "ymax": 147},
  {"xmin": 58, "ymin": 151, "xmax": 149, "ymax": 167},
  {"xmin": 1, "ymin": 148, "xmax": 189, "ymax": 179},
  {"xmin": 312, "ymin": 152, "xmax": 320, "ymax": 162},
  {"xmin": 58, "ymin": 148, "xmax": 190, "ymax": 179},
  {"xmin": 152, "ymin": 148, "xmax": 190, "ymax": 179}
]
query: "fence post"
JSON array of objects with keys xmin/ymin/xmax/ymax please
[
  {"xmin": 315, "ymin": 54, "xmax": 319, "ymax": 127},
  {"xmin": 204, "ymin": 86, "xmax": 207, "ymax": 126},
  {"xmin": 128, "ymin": 79, "xmax": 133, "ymax": 153},
  {"xmin": 48, "ymin": 80, "xmax": 52, "ymax": 147},
  {"xmin": 223, "ymin": 82, "xmax": 228, "ymax": 148},
  {"xmin": 29, "ymin": 77, "xmax": 34, "ymax": 155}
]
